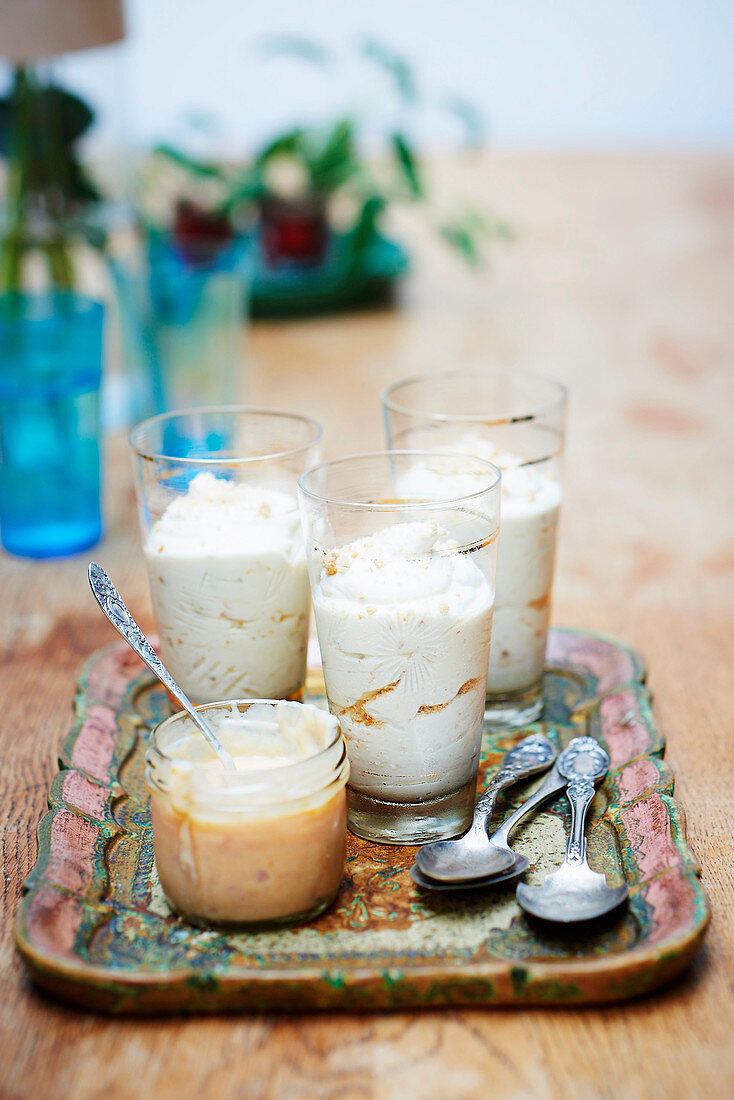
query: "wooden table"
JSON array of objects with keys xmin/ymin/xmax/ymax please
[{"xmin": 2, "ymin": 153, "xmax": 733, "ymax": 1098}]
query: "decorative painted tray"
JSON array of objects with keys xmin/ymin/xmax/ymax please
[{"xmin": 15, "ymin": 629, "xmax": 709, "ymax": 1013}]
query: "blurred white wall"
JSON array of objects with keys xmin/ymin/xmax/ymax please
[{"xmin": 8, "ymin": 0, "xmax": 734, "ymax": 151}]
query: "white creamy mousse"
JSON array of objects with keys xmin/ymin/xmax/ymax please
[
  {"xmin": 398, "ymin": 437, "xmax": 562, "ymax": 695},
  {"xmin": 312, "ymin": 522, "xmax": 493, "ymax": 802},
  {"xmin": 145, "ymin": 472, "xmax": 310, "ymax": 703}
]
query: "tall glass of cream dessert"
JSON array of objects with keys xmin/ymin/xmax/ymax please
[
  {"xmin": 146, "ymin": 699, "xmax": 349, "ymax": 927},
  {"xmin": 298, "ymin": 451, "xmax": 501, "ymax": 844},
  {"xmin": 383, "ymin": 371, "xmax": 566, "ymax": 728},
  {"xmin": 130, "ymin": 407, "xmax": 322, "ymax": 704}
]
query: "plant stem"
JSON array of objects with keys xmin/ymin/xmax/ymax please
[{"xmin": 1, "ymin": 64, "xmax": 77, "ymax": 295}]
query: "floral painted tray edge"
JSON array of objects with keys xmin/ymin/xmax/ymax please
[{"xmin": 15, "ymin": 629, "xmax": 710, "ymax": 1012}]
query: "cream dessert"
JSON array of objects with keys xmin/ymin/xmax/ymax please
[
  {"xmin": 144, "ymin": 472, "xmax": 310, "ymax": 703},
  {"xmin": 146, "ymin": 700, "xmax": 348, "ymax": 926},
  {"xmin": 311, "ymin": 522, "xmax": 494, "ymax": 803},
  {"xmin": 397, "ymin": 437, "xmax": 562, "ymax": 696}
]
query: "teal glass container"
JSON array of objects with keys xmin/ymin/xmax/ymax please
[
  {"xmin": 112, "ymin": 231, "xmax": 251, "ymax": 420},
  {"xmin": 0, "ymin": 294, "xmax": 104, "ymax": 558}
]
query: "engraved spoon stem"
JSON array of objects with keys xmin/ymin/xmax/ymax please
[
  {"xmin": 489, "ymin": 762, "xmax": 566, "ymax": 849},
  {"xmin": 88, "ymin": 562, "xmax": 236, "ymax": 771},
  {"xmin": 470, "ymin": 765, "xmax": 526, "ymax": 831},
  {"xmin": 566, "ymin": 778, "xmax": 595, "ymax": 864}
]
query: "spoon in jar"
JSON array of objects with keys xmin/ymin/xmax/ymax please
[
  {"xmin": 516, "ymin": 737, "xmax": 628, "ymax": 922},
  {"xmin": 416, "ymin": 733, "xmax": 559, "ymax": 883},
  {"xmin": 88, "ymin": 562, "xmax": 236, "ymax": 771}
]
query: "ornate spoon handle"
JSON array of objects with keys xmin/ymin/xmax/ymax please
[
  {"xmin": 556, "ymin": 736, "xmax": 610, "ymax": 867},
  {"xmin": 565, "ymin": 779, "xmax": 595, "ymax": 864},
  {"xmin": 489, "ymin": 762, "xmax": 566, "ymax": 846},
  {"xmin": 473, "ymin": 733, "xmax": 557, "ymax": 829},
  {"xmin": 88, "ymin": 562, "xmax": 235, "ymax": 770}
]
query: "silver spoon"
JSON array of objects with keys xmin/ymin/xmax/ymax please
[
  {"xmin": 516, "ymin": 737, "xmax": 628, "ymax": 923},
  {"xmin": 410, "ymin": 859, "xmax": 524, "ymax": 892},
  {"xmin": 88, "ymin": 562, "xmax": 236, "ymax": 771},
  {"xmin": 413, "ymin": 753, "xmax": 568, "ymax": 889},
  {"xmin": 416, "ymin": 733, "xmax": 558, "ymax": 882}
]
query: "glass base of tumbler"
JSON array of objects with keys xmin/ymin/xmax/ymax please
[
  {"xmin": 1, "ymin": 516, "xmax": 102, "ymax": 559},
  {"xmin": 347, "ymin": 779, "xmax": 476, "ymax": 845},
  {"xmin": 484, "ymin": 678, "xmax": 544, "ymax": 730}
]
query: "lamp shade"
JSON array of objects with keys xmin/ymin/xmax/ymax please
[{"xmin": 0, "ymin": 0, "xmax": 125, "ymax": 62}]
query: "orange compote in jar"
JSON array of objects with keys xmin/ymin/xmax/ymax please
[{"xmin": 146, "ymin": 700, "xmax": 348, "ymax": 928}]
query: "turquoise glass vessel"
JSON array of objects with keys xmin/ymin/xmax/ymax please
[
  {"xmin": 112, "ymin": 231, "xmax": 251, "ymax": 420},
  {"xmin": 0, "ymin": 294, "xmax": 104, "ymax": 558}
]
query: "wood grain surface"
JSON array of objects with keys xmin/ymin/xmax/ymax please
[{"xmin": 2, "ymin": 153, "xmax": 733, "ymax": 1098}]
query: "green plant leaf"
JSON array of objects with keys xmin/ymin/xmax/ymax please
[
  {"xmin": 219, "ymin": 168, "xmax": 265, "ymax": 214},
  {"xmin": 440, "ymin": 95, "xmax": 485, "ymax": 147},
  {"xmin": 391, "ymin": 132, "xmax": 423, "ymax": 198},
  {"xmin": 43, "ymin": 237, "xmax": 74, "ymax": 290},
  {"xmin": 0, "ymin": 232, "xmax": 26, "ymax": 295},
  {"xmin": 153, "ymin": 144, "xmax": 227, "ymax": 180},
  {"xmin": 438, "ymin": 221, "xmax": 481, "ymax": 265},
  {"xmin": 307, "ymin": 119, "xmax": 359, "ymax": 194},
  {"xmin": 30, "ymin": 85, "xmax": 95, "ymax": 145},
  {"xmin": 254, "ymin": 128, "xmax": 306, "ymax": 168},
  {"xmin": 346, "ymin": 194, "xmax": 385, "ymax": 266},
  {"xmin": 359, "ymin": 38, "xmax": 417, "ymax": 102},
  {"xmin": 464, "ymin": 205, "xmax": 516, "ymax": 241},
  {"xmin": 65, "ymin": 156, "xmax": 102, "ymax": 204},
  {"xmin": 255, "ymin": 35, "xmax": 334, "ymax": 67},
  {"xmin": 438, "ymin": 204, "xmax": 515, "ymax": 266}
]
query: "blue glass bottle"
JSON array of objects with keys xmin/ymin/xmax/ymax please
[{"xmin": 0, "ymin": 294, "xmax": 104, "ymax": 558}]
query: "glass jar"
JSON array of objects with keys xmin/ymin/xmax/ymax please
[{"xmin": 146, "ymin": 699, "xmax": 349, "ymax": 928}]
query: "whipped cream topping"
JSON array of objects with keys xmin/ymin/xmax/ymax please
[
  {"xmin": 144, "ymin": 472, "xmax": 310, "ymax": 704},
  {"xmin": 396, "ymin": 435, "xmax": 561, "ymax": 512},
  {"xmin": 312, "ymin": 521, "xmax": 494, "ymax": 801},
  {"xmin": 320, "ymin": 522, "xmax": 490, "ymax": 612},
  {"xmin": 146, "ymin": 472, "xmax": 304, "ymax": 559}
]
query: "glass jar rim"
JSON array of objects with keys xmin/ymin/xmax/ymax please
[
  {"xmin": 382, "ymin": 369, "xmax": 568, "ymax": 424},
  {"xmin": 129, "ymin": 406, "xmax": 323, "ymax": 467},
  {"xmin": 147, "ymin": 698, "xmax": 343, "ymax": 790},
  {"xmin": 298, "ymin": 449, "xmax": 502, "ymax": 510}
]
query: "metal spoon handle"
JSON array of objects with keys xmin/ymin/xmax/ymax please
[
  {"xmin": 565, "ymin": 779, "xmax": 596, "ymax": 864},
  {"xmin": 473, "ymin": 733, "xmax": 557, "ymax": 827},
  {"xmin": 88, "ymin": 563, "xmax": 235, "ymax": 770},
  {"xmin": 473, "ymin": 768, "xmax": 521, "ymax": 824},
  {"xmin": 490, "ymin": 763, "xmax": 566, "ymax": 846}
]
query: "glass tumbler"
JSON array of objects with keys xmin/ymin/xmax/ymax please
[
  {"xmin": 130, "ymin": 407, "xmax": 322, "ymax": 704},
  {"xmin": 0, "ymin": 293, "xmax": 104, "ymax": 558},
  {"xmin": 111, "ymin": 230, "xmax": 252, "ymax": 421},
  {"xmin": 383, "ymin": 370, "xmax": 567, "ymax": 727},
  {"xmin": 298, "ymin": 450, "xmax": 501, "ymax": 844}
]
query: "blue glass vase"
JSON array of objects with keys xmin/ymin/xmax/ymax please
[{"xmin": 0, "ymin": 294, "xmax": 104, "ymax": 558}]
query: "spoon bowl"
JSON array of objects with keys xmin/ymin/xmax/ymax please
[
  {"xmin": 416, "ymin": 733, "xmax": 561, "ymax": 884},
  {"xmin": 410, "ymin": 860, "xmax": 526, "ymax": 893},
  {"xmin": 516, "ymin": 736, "xmax": 629, "ymax": 923},
  {"xmin": 517, "ymin": 864, "xmax": 628, "ymax": 923}
]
